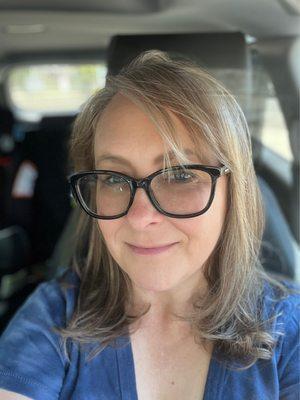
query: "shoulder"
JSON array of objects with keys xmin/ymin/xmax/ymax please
[
  {"xmin": 5, "ymin": 268, "xmax": 80, "ymax": 332},
  {"xmin": 0, "ymin": 267, "xmax": 81, "ymax": 366},
  {"xmin": 262, "ymin": 278, "xmax": 300, "ymax": 322},
  {"xmin": 0, "ymin": 268, "xmax": 81, "ymax": 400},
  {"xmin": 39, "ymin": 267, "xmax": 80, "ymax": 323},
  {"xmin": 263, "ymin": 278, "xmax": 300, "ymax": 387},
  {"xmin": 221, "ymin": 279, "xmax": 300, "ymax": 399},
  {"xmin": 261, "ymin": 278, "xmax": 300, "ymax": 338}
]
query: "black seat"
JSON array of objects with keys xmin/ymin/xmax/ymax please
[
  {"xmin": 0, "ymin": 225, "xmax": 31, "ymax": 332},
  {"xmin": 0, "ymin": 106, "xmax": 16, "ymax": 228},
  {"xmin": 10, "ymin": 115, "xmax": 75, "ymax": 266},
  {"xmin": 259, "ymin": 177, "xmax": 296, "ymax": 279}
]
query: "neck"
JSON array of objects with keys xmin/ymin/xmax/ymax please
[{"xmin": 126, "ymin": 271, "xmax": 208, "ymax": 329}]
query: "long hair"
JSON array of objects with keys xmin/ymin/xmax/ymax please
[{"xmin": 58, "ymin": 50, "xmax": 297, "ymax": 369}]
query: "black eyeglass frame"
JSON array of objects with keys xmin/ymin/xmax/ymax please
[{"xmin": 69, "ymin": 164, "xmax": 230, "ymax": 220}]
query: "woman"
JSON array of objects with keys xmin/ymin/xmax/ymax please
[{"xmin": 0, "ymin": 50, "xmax": 299, "ymax": 400}]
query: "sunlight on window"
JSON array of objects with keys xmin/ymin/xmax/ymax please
[
  {"xmin": 212, "ymin": 66, "xmax": 293, "ymax": 162},
  {"xmin": 260, "ymin": 96, "xmax": 292, "ymax": 161},
  {"xmin": 8, "ymin": 63, "xmax": 107, "ymax": 114}
]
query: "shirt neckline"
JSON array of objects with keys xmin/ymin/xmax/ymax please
[{"xmin": 115, "ymin": 336, "xmax": 226, "ymax": 400}]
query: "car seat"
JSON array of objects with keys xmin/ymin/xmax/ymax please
[
  {"xmin": 0, "ymin": 106, "xmax": 16, "ymax": 228},
  {"xmin": 10, "ymin": 115, "xmax": 75, "ymax": 266}
]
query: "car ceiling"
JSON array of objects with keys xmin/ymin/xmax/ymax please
[{"xmin": 0, "ymin": 0, "xmax": 300, "ymax": 60}]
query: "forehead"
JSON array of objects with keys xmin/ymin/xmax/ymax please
[
  {"xmin": 94, "ymin": 93, "xmax": 216, "ymax": 165},
  {"xmin": 95, "ymin": 93, "xmax": 185, "ymax": 144}
]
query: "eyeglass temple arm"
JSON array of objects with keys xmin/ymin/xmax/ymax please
[{"xmin": 220, "ymin": 166, "xmax": 230, "ymax": 175}]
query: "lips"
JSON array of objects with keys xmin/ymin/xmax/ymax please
[{"xmin": 126, "ymin": 242, "xmax": 178, "ymax": 256}]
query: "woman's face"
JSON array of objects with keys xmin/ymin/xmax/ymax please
[{"xmin": 94, "ymin": 94, "xmax": 228, "ymax": 298}]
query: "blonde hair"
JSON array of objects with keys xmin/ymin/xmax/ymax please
[{"xmin": 59, "ymin": 50, "xmax": 295, "ymax": 369}]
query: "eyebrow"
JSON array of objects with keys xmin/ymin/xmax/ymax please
[{"xmin": 95, "ymin": 149, "xmax": 198, "ymax": 167}]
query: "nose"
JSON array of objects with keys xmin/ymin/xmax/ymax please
[{"xmin": 125, "ymin": 187, "xmax": 164, "ymax": 229}]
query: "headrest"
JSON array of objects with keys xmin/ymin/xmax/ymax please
[
  {"xmin": 39, "ymin": 115, "xmax": 75, "ymax": 132},
  {"xmin": 107, "ymin": 32, "xmax": 248, "ymax": 76}
]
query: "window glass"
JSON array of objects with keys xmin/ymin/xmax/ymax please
[
  {"xmin": 259, "ymin": 94, "xmax": 292, "ymax": 161},
  {"xmin": 7, "ymin": 63, "xmax": 107, "ymax": 117},
  {"xmin": 7, "ymin": 61, "xmax": 292, "ymax": 162},
  {"xmin": 211, "ymin": 65, "xmax": 293, "ymax": 162}
]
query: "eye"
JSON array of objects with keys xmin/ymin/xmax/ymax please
[
  {"xmin": 167, "ymin": 170, "xmax": 195, "ymax": 183},
  {"xmin": 103, "ymin": 174, "xmax": 126, "ymax": 186}
]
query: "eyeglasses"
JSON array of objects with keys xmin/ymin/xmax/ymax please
[{"xmin": 69, "ymin": 164, "xmax": 230, "ymax": 219}]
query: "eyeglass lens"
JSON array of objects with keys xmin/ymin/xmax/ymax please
[{"xmin": 76, "ymin": 168, "xmax": 213, "ymax": 217}]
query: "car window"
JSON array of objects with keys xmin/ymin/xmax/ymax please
[
  {"xmin": 211, "ymin": 63, "xmax": 292, "ymax": 163},
  {"xmin": 6, "ymin": 63, "xmax": 107, "ymax": 119},
  {"xmin": 6, "ymin": 59, "xmax": 292, "ymax": 163}
]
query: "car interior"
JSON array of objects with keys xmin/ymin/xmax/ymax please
[{"xmin": 0, "ymin": 0, "xmax": 299, "ymax": 334}]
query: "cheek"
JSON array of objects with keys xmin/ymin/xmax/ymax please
[
  {"xmin": 175, "ymin": 190, "xmax": 227, "ymax": 257},
  {"xmin": 175, "ymin": 215, "xmax": 222, "ymax": 247},
  {"xmin": 97, "ymin": 220, "xmax": 122, "ymax": 255}
]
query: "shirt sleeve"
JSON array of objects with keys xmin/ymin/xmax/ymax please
[
  {"xmin": 277, "ymin": 292, "xmax": 300, "ymax": 400},
  {"xmin": 0, "ymin": 280, "xmax": 68, "ymax": 400}
]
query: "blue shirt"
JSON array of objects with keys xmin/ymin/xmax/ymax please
[{"xmin": 0, "ymin": 269, "xmax": 299, "ymax": 400}]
